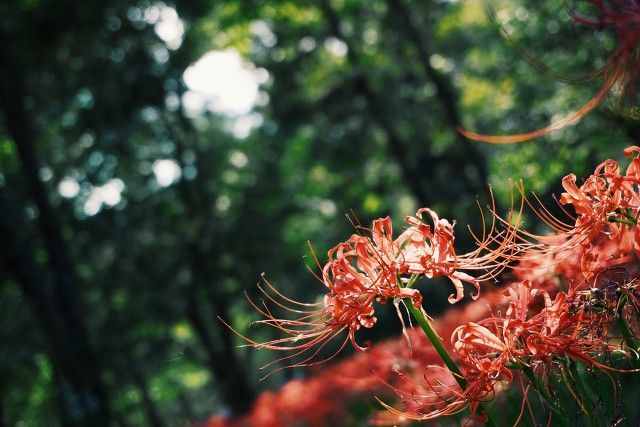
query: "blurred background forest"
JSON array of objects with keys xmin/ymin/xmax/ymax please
[{"xmin": 1, "ymin": 0, "xmax": 639, "ymax": 426}]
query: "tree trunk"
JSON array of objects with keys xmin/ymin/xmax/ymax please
[
  {"xmin": 165, "ymin": 112, "xmax": 257, "ymax": 414},
  {"xmin": 176, "ymin": 391, "xmax": 196, "ymax": 421},
  {"xmin": 0, "ymin": 391, "xmax": 6, "ymax": 427},
  {"xmin": 0, "ymin": 58, "xmax": 111, "ymax": 426},
  {"xmin": 115, "ymin": 413, "xmax": 133, "ymax": 427},
  {"xmin": 0, "ymin": 195, "xmax": 109, "ymax": 427},
  {"xmin": 129, "ymin": 362, "xmax": 165, "ymax": 427},
  {"xmin": 185, "ymin": 292, "xmax": 255, "ymax": 414}
]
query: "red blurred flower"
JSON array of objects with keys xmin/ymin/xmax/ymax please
[{"xmin": 208, "ymin": 285, "xmax": 512, "ymax": 427}]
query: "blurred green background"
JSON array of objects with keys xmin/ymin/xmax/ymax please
[{"xmin": 1, "ymin": 0, "xmax": 638, "ymax": 425}]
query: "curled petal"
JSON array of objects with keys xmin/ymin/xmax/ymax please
[
  {"xmin": 447, "ymin": 271, "xmax": 480, "ymax": 304},
  {"xmin": 453, "ymin": 322, "xmax": 507, "ymax": 355}
]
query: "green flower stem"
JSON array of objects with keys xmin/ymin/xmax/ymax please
[
  {"xmin": 609, "ymin": 217, "xmax": 637, "ymax": 227},
  {"xmin": 520, "ymin": 365, "xmax": 568, "ymax": 423},
  {"xmin": 404, "ymin": 300, "xmax": 466, "ymax": 389},
  {"xmin": 565, "ymin": 359, "xmax": 600, "ymax": 427},
  {"xmin": 404, "ymin": 300, "xmax": 497, "ymax": 426},
  {"xmin": 608, "ymin": 208, "xmax": 638, "ymax": 226},
  {"xmin": 559, "ymin": 363, "xmax": 589, "ymax": 417},
  {"xmin": 402, "ymin": 275, "xmax": 496, "ymax": 426},
  {"xmin": 617, "ymin": 296, "xmax": 640, "ymax": 351}
]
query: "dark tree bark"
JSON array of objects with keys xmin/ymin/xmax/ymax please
[
  {"xmin": 621, "ymin": 114, "xmax": 640, "ymax": 145},
  {"xmin": 0, "ymin": 55, "xmax": 111, "ymax": 426},
  {"xmin": 0, "ymin": 192, "xmax": 109, "ymax": 427},
  {"xmin": 176, "ymin": 391, "xmax": 196, "ymax": 421},
  {"xmin": 185, "ymin": 292, "xmax": 255, "ymax": 414},
  {"xmin": 163, "ymin": 112, "xmax": 257, "ymax": 414},
  {"xmin": 0, "ymin": 391, "xmax": 6, "ymax": 427},
  {"xmin": 128, "ymin": 360, "xmax": 165, "ymax": 427},
  {"xmin": 115, "ymin": 414, "xmax": 133, "ymax": 427}
]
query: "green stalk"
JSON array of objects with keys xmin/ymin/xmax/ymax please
[
  {"xmin": 404, "ymin": 301, "xmax": 499, "ymax": 426},
  {"xmin": 404, "ymin": 300, "xmax": 466, "ymax": 389},
  {"xmin": 401, "ymin": 275, "xmax": 466, "ymax": 385},
  {"xmin": 566, "ymin": 359, "xmax": 601, "ymax": 427},
  {"xmin": 559, "ymin": 363, "xmax": 590, "ymax": 418},
  {"xmin": 520, "ymin": 365, "xmax": 568, "ymax": 422},
  {"xmin": 402, "ymin": 275, "xmax": 495, "ymax": 425},
  {"xmin": 616, "ymin": 296, "xmax": 640, "ymax": 351}
]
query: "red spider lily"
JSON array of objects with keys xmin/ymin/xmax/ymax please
[
  {"xmin": 522, "ymin": 292, "xmax": 609, "ymax": 365},
  {"xmin": 400, "ymin": 207, "xmax": 519, "ymax": 303},
  {"xmin": 373, "ymin": 286, "xmax": 527, "ymax": 424},
  {"xmin": 511, "ymin": 147, "xmax": 640, "ymax": 282},
  {"xmin": 207, "ymin": 286, "xmax": 513, "ymax": 427},
  {"xmin": 224, "ymin": 205, "xmax": 521, "ymax": 370},
  {"xmin": 218, "ymin": 276, "xmax": 356, "ymax": 373},
  {"xmin": 475, "ymin": 279, "xmax": 618, "ymax": 373},
  {"xmin": 219, "ymin": 216, "xmax": 425, "ymax": 370},
  {"xmin": 322, "ymin": 218, "xmax": 424, "ymax": 333},
  {"xmin": 512, "ymin": 248, "xmax": 578, "ymax": 291},
  {"xmin": 220, "ymin": 218, "xmax": 418, "ymax": 370},
  {"xmin": 460, "ymin": 1, "xmax": 640, "ymax": 144},
  {"xmin": 374, "ymin": 366, "xmax": 469, "ymax": 422},
  {"xmin": 212, "ymin": 150, "xmax": 640, "ymax": 427},
  {"xmin": 555, "ymin": 148, "xmax": 640, "ymax": 274},
  {"xmin": 451, "ymin": 323, "xmax": 514, "ymax": 406},
  {"xmin": 210, "ymin": 276, "xmax": 633, "ymax": 427},
  {"xmin": 378, "ymin": 279, "xmax": 621, "ymax": 424}
]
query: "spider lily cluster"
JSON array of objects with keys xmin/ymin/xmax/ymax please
[
  {"xmin": 221, "ymin": 147, "xmax": 640, "ymax": 426},
  {"xmin": 215, "ymin": 2, "xmax": 640, "ymax": 424}
]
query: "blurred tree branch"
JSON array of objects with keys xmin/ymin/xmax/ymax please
[{"xmin": 164, "ymin": 111, "xmax": 257, "ymax": 414}]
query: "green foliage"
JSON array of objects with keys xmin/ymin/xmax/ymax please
[{"xmin": 2, "ymin": 0, "xmax": 640, "ymax": 425}]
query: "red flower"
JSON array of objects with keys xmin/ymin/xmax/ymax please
[
  {"xmin": 219, "ymin": 275, "xmax": 355, "ymax": 371},
  {"xmin": 401, "ymin": 207, "xmax": 519, "ymax": 303},
  {"xmin": 222, "ymin": 214, "xmax": 429, "ymax": 368},
  {"xmin": 321, "ymin": 217, "xmax": 423, "ymax": 351},
  {"xmin": 376, "ymin": 275, "xmax": 624, "ymax": 424},
  {"xmin": 225, "ymin": 203, "xmax": 520, "ymax": 370},
  {"xmin": 518, "ymin": 147, "xmax": 640, "ymax": 282}
]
